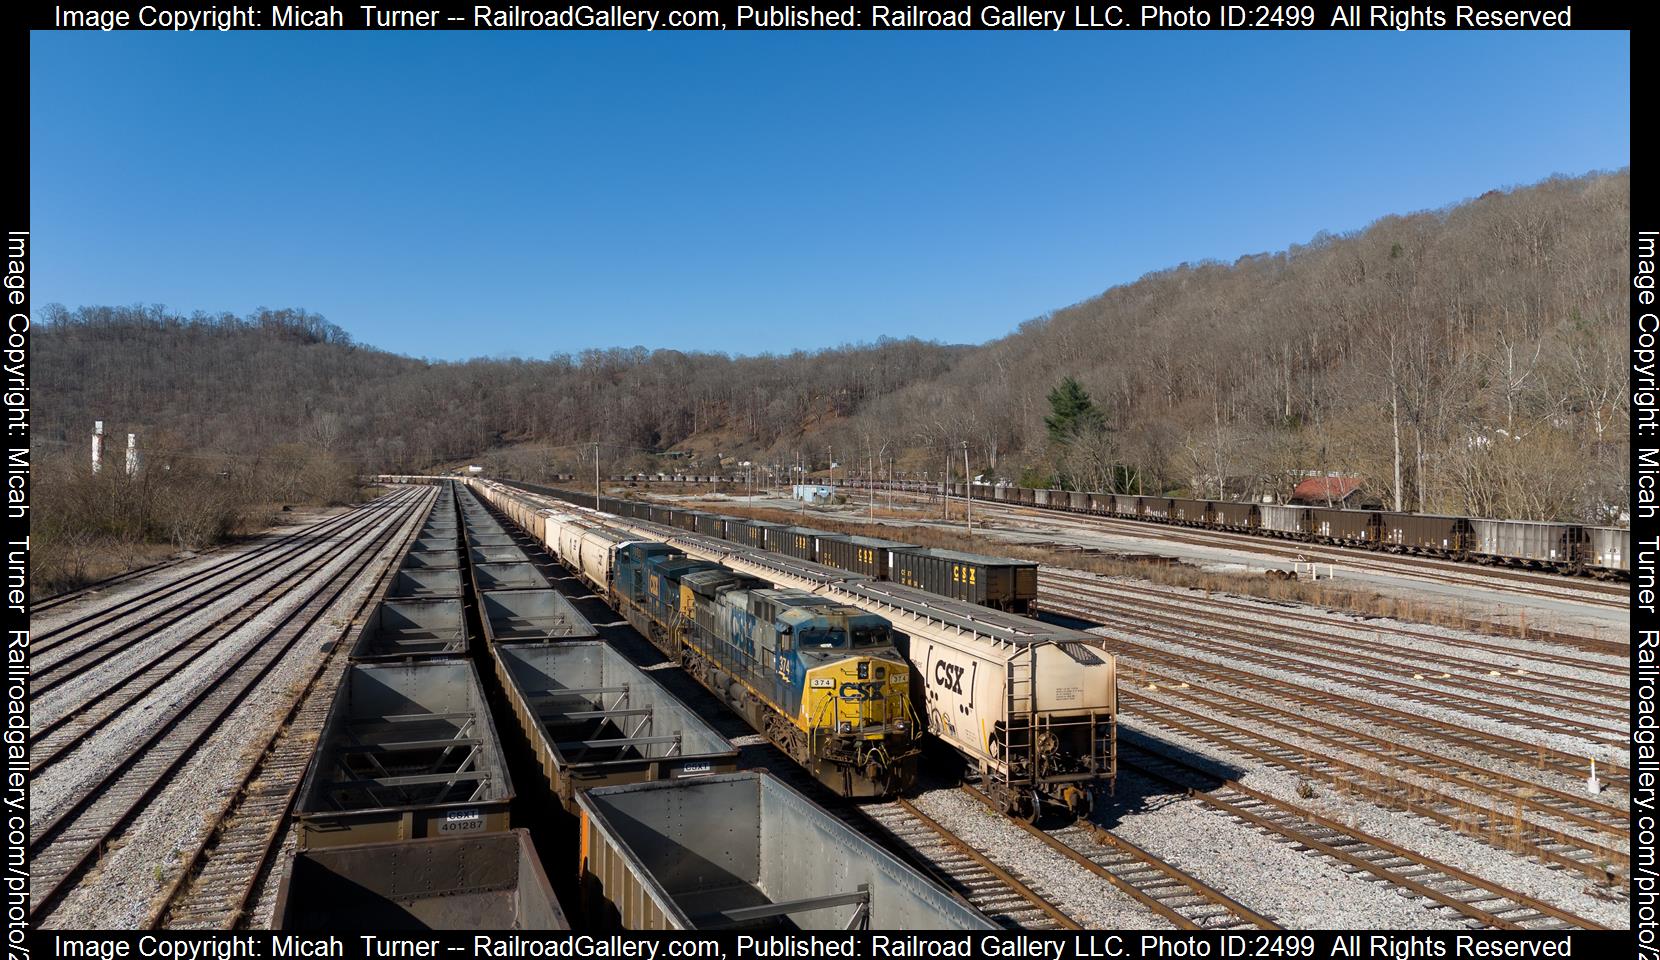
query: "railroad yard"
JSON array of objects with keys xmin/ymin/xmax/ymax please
[{"xmin": 24, "ymin": 477, "xmax": 1629, "ymax": 932}]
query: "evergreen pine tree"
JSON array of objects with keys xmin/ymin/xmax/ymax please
[{"xmin": 1044, "ymin": 376, "xmax": 1105, "ymax": 443}]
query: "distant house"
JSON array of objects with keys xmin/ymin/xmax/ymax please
[{"xmin": 1287, "ymin": 476, "xmax": 1369, "ymax": 507}]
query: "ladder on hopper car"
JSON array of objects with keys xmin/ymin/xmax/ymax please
[{"xmin": 1005, "ymin": 646, "xmax": 1039, "ymax": 819}]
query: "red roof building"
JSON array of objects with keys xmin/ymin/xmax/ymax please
[{"xmin": 1288, "ymin": 476, "xmax": 1368, "ymax": 506}]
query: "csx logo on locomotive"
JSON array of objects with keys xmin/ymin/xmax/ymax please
[
  {"xmin": 935, "ymin": 659, "xmax": 966, "ymax": 694},
  {"xmin": 838, "ymin": 681, "xmax": 886, "ymax": 701}
]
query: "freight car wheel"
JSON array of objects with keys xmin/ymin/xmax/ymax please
[{"xmin": 1010, "ymin": 790, "xmax": 1040, "ymax": 823}]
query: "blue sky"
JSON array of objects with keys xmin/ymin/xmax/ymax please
[{"xmin": 31, "ymin": 31, "xmax": 1628, "ymax": 360}]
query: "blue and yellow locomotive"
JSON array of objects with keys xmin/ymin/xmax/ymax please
[{"xmin": 612, "ymin": 542, "xmax": 917, "ymax": 797}]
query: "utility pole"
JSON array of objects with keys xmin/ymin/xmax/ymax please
[
  {"xmin": 942, "ymin": 450, "xmax": 949, "ymax": 520},
  {"xmin": 872, "ymin": 441, "xmax": 888, "ymax": 520},
  {"xmin": 963, "ymin": 440, "xmax": 972, "ymax": 535},
  {"xmin": 593, "ymin": 441, "xmax": 600, "ymax": 509}
]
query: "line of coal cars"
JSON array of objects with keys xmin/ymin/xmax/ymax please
[
  {"xmin": 826, "ymin": 479, "xmax": 1630, "ymax": 578},
  {"xmin": 318, "ymin": 479, "xmax": 995, "ymax": 931},
  {"xmin": 521, "ymin": 485, "xmax": 1043, "ymax": 613},
  {"xmin": 476, "ymin": 478, "xmax": 1117, "ymax": 824}
]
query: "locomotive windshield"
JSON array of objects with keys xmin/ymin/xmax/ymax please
[
  {"xmin": 851, "ymin": 627, "xmax": 889, "ymax": 647},
  {"xmin": 800, "ymin": 627, "xmax": 847, "ymax": 648}
]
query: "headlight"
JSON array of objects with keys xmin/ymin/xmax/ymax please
[{"xmin": 839, "ymin": 722, "xmax": 854, "ymax": 733}]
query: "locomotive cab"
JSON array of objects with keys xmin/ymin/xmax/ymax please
[
  {"xmin": 775, "ymin": 598, "xmax": 917, "ymax": 796},
  {"xmin": 679, "ymin": 583, "xmax": 918, "ymax": 797}
]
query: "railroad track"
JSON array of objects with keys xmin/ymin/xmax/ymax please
[
  {"xmin": 856, "ymin": 488, "xmax": 1625, "ymax": 607},
  {"xmin": 28, "ymin": 488, "xmax": 430, "ymax": 927},
  {"xmin": 1033, "ymin": 591, "xmax": 1630, "ymax": 882},
  {"xmin": 152, "ymin": 489, "xmax": 438, "ymax": 929},
  {"xmin": 1086, "ymin": 518, "xmax": 1628, "ymax": 608},
  {"xmin": 606, "ymin": 485, "xmax": 1626, "ymax": 662},
  {"xmin": 31, "ymin": 503, "xmax": 391, "ymax": 681},
  {"xmin": 1043, "ymin": 593, "xmax": 1628, "ymax": 795},
  {"xmin": 1042, "ymin": 573, "xmax": 1629, "ymax": 721},
  {"xmin": 1042, "ymin": 568, "xmax": 1626, "ymax": 680},
  {"xmin": 465, "ymin": 488, "xmax": 1082, "ymax": 932},
  {"xmin": 1040, "ymin": 592, "xmax": 1627, "ymax": 750},
  {"xmin": 1117, "ymin": 743, "xmax": 1607, "ymax": 930},
  {"xmin": 30, "ymin": 501, "xmax": 386, "ymax": 651},
  {"xmin": 859, "ymin": 799, "xmax": 1079, "ymax": 929},
  {"xmin": 1120, "ymin": 693, "xmax": 1627, "ymax": 885},
  {"xmin": 488, "ymin": 481, "xmax": 1620, "ymax": 923},
  {"xmin": 957, "ymin": 784, "xmax": 1276, "ymax": 930},
  {"xmin": 1124, "ymin": 673, "xmax": 1628, "ymax": 839},
  {"xmin": 29, "ymin": 499, "xmax": 411, "ymax": 774}
]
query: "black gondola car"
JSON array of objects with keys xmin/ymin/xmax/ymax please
[
  {"xmin": 737, "ymin": 520, "xmax": 787, "ymax": 551},
  {"xmin": 693, "ymin": 513, "xmax": 727, "ymax": 539},
  {"xmin": 887, "ymin": 547, "xmax": 1039, "ymax": 613},
  {"xmin": 775, "ymin": 526, "xmax": 834, "ymax": 563},
  {"xmin": 816, "ymin": 534, "xmax": 910, "ymax": 580}
]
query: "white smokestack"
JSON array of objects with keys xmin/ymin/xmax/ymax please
[
  {"xmin": 126, "ymin": 433, "xmax": 140, "ymax": 475},
  {"xmin": 92, "ymin": 421, "xmax": 105, "ymax": 474}
]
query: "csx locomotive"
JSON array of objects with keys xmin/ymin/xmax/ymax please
[
  {"xmin": 612, "ymin": 542, "xmax": 917, "ymax": 797},
  {"xmin": 463, "ymin": 477, "xmax": 1113, "ymax": 816},
  {"xmin": 502, "ymin": 487, "xmax": 918, "ymax": 799}
]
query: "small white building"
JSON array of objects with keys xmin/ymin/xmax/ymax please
[{"xmin": 792, "ymin": 483, "xmax": 834, "ymax": 505}]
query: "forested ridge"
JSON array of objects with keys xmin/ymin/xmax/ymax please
[{"xmin": 36, "ymin": 170, "xmax": 1629, "ymax": 525}]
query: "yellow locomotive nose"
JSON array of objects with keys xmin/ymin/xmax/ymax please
[{"xmin": 812, "ymin": 658, "xmax": 912, "ymax": 737}]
